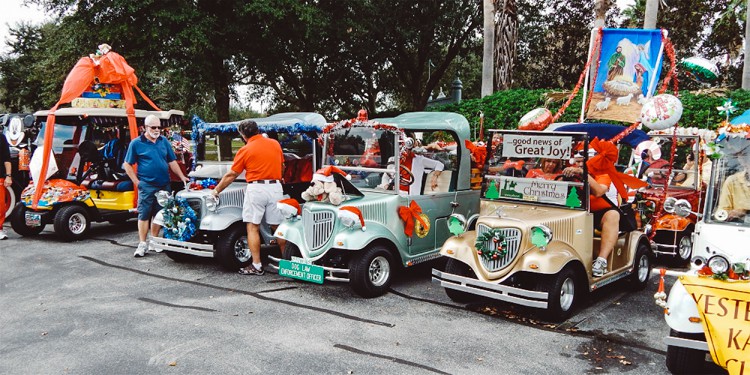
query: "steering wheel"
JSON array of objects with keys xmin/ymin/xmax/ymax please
[
  {"xmin": 555, "ymin": 173, "xmax": 583, "ymax": 183},
  {"xmin": 399, "ymin": 164, "xmax": 415, "ymax": 186}
]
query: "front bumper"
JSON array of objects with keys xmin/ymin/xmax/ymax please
[
  {"xmin": 150, "ymin": 236, "xmax": 214, "ymax": 258},
  {"xmin": 663, "ymin": 335, "xmax": 708, "ymax": 351},
  {"xmin": 431, "ymin": 269, "xmax": 548, "ymax": 309}
]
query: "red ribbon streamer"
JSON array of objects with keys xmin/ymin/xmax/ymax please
[{"xmin": 397, "ymin": 200, "xmax": 427, "ymax": 238}]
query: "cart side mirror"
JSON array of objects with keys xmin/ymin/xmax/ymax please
[
  {"xmin": 23, "ymin": 115, "xmax": 34, "ymax": 128},
  {"xmin": 674, "ymin": 199, "xmax": 692, "ymax": 218}
]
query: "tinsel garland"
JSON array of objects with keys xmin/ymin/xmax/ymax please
[
  {"xmin": 320, "ymin": 118, "xmax": 402, "ymax": 157},
  {"xmin": 475, "ymin": 229, "xmax": 508, "ymax": 261},
  {"xmin": 550, "ymin": 28, "xmax": 603, "ymax": 124},
  {"xmin": 191, "ymin": 115, "xmax": 321, "ymax": 146},
  {"xmin": 162, "ymin": 197, "xmax": 198, "ymax": 241}
]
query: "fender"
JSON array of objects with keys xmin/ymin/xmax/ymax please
[{"xmin": 654, "ymin": 213, "xmax": 693, "ymax": 232}]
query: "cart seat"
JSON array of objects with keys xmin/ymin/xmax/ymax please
[{"xmin": 81, "ymin": 173, "xmax": 134, "ymax": 192}]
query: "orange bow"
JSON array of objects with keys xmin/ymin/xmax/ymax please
[
  {"xmin": 503, "ymin": 159, "xmax": 525, "ymax": 170},
  {"xmin": 587, "ymin": 138, "xmax": 647, "ymax": 201},
  {"xmin": 397, "ymin": 201, "xmax": 427, "ymax": 237},
  {"xmin": 464, "ymin": 140, "xmax": 487, "ymax": 167}
]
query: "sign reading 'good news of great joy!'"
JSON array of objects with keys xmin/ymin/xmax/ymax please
[{"xmin": 502, "ymin": 134, "xmax": 572, "ymax": 159}]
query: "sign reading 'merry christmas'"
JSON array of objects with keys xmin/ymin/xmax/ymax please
[
  {"xmin": 497, "ymin": 176, "xmax": 578, "ymax": 206},
  {"xmin": 502, "ymin": 134, "xmax": 572, "ymax": 159}
]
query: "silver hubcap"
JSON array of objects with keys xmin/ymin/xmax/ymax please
[
  {"xmin": 368, "ymin": 256, "xmax": 391, "ymax": 287},
  {"xmin": 560, "ymin": 277, "xmax": 575, "ymax": 311},
  {"xmin": 68, "ymin": 213, "xmax": 87, "ymax": 234},
  {"xmin": 678, "ymin": 236, "xmax": 692, "ymax": 261},
  {"xmin": 234, "ymin": 236, "xmax": 251, "ymax": 262},
  {"xmin": 637, "ymin": 254, "xmax": 649, "ymax": 281}
]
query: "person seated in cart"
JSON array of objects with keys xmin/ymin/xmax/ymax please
[
  {"xmin": 525, "ymin": 158, "xmax": 563, "ymax": 180},
  {"xmin": 717, "ymin": 150, "xmax": 750, "ymax": 222}
]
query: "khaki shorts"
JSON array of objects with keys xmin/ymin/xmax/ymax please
[{"xmin": 243, "ymin": 183, "xmax": 284, "ymax": 225}]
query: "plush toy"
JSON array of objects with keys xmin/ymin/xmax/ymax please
[{"xmin": 301, "ymin": 166, "xmax": 350, "ymax": 206}]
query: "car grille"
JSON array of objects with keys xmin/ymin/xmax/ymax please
[
  {"xmin": 476, "ymin": 224, "xmax": 522, "ymax": 272},
  {"xmin": 186, "ymin": 198, "xmax": 203, "ymax": 219},
  {"xmin": 303, "ymin": 209, "xmax": 335, "ymax": 250},
  {"xmin": 218, "ymin": 188, "xmax": 244, "ymax": 209}
]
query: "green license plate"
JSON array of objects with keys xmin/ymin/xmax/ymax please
[{"xmin": 278, "ymin": 258, "xmax": 324, "ymax": 284}]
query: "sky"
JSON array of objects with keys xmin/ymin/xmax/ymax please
[{"xmin": 0, "ymin": 0, "xmax": 47, "ymax": 53}]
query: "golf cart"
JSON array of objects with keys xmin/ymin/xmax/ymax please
[
  {"xmin": 151, "ymin": 112, "xmax": 325, "ymax": 270},
  {"xmin": 10, "ymin": 108, "xmax": 184, "ymax": 241},
  {"xmin": 660, "ymin": 132, "xmax": 750, "ymax": 373},
  {"xmin": 269, "ymin": 111, "xmax": 481, "ymax": 298},
  {"xmin": 432, "ymin": 129, "xmax": 653, "ymax": 321}
]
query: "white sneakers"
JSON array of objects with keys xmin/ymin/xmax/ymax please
[
  {"xmin": 0, "ymin": 230, "xmax": 8, "ymax": 240},
  {"xmin": 592, "ymin": 257, "xmax": 608, "ymax": 277},
  {"xmin": 134, "ymin": 241, "xmax": 148, "ymax": 257}
]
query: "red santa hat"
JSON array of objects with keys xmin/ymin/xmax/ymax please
[
  {"xmin": 338, "ymin": 206, "xmax": 365, "ymax": 231},
  {"xmin": 312, "ymin": 166, "xmax": 351, "ymax": 183},
  {"xmin": 277, "ymin": 198, "xmax": 301, "ymax": 219}
]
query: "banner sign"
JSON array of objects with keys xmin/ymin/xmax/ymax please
[
  {"xmin": 490, "ymin": 176, "xmax": 582, "ymax": 208},
  {"xmin": 502, "ymin": 134, "xmax": 571, "ymax": 159},
  {"xmin": 680, "ymin": 275, "xmax": 750, "ymax": 374},
  {"xmin": 586, "ymin": 28, "xmax": 664, "ymax": 123}
]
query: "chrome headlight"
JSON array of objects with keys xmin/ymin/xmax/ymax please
[
  {"xmin": 530, "ymin": 225, "xmax": 553, "ymax": 250},
  {"xmin": 663, "ymin": 197, "xmax": 677, "ymax": 213},
  {"xmin": 205, "ymin": 194, "xmax": 219, "ymax": 212},
  {"xmin": 447, "ymin": 214, "xmax": 467, "ymax": 236},
  {"xmin": 674, "ymin": 199, "xmax": 692, "ymax": 218},
  {"xmin": 708, "ymin": 255, "xmax": 730, "ymax": 274},
  {"xmin": 156, "ymin": 190, "xmax": 171, "ymax": 207}
]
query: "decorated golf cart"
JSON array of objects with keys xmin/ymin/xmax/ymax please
[
  {"xmin": 431, "ymin": 130, "xmax": 653, "ymax": 321},
  {"xmin": 10, "ymin": 44, "xmax": 185, "ymax": 240},
  {"xmin": 150, "ymin": 112, "xmax": 325, "ymax": 270},
  {"xmin": 268, "ymin": 111, "xmax": 481, "ymax": 298},
  {"xmin": 655, "ymin": 129, "xmax": 750, "ymax": 374}
]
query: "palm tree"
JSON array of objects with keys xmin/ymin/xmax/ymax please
[
  {"xmin": 482, "ymin": 0, "xmax": 495, "ymax": 97},
  {"xmin": 494, "ymin": 0, "xmax": 517, "ymax": 90}
]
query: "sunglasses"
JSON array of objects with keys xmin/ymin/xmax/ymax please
[{"xmin": 146, "ymin": 126, "xmax": 161, "ymax": 130}]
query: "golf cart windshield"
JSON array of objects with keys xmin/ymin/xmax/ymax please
[
  {"xmin": 484, "ymin": 130, "xmax": 588, "ymax": 210},
  {"xmin": 324, "ymin": 127, "xmax": 396, "ymax": 191},
  {"xmin": 705, "ymin": 136, "xmax": 750, "ymax": 227}
]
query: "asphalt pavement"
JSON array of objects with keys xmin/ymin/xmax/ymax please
[{"xmin": 0, "ymin": 221, "xmax": 728, "ymax": 375}]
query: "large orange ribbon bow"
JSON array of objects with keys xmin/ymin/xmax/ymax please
[
  {"xmin": 587, "ymin": 138, "xmax": 648, "ymax": 201},
  {"xmin": 397, "ymin": 201, "xmax": 427, "ymax": 237}
]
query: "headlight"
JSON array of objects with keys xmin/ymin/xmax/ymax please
[
  {"xmin": 674, "ymin": 199, "xmax": 692, "ymax": 218},
  {"xmin": 530, "ymin": 225, "xmax": 553, "ymax": 250},
  {"xmin": 205, "ymin": 194, "xmax": 219, "ymax": 212},
  {"xmin": 337, "ymin": 206, "xmax": 365, "ymax": 231},
  {"xmin": 663, "ymin": 197, "xmax": 677, "ymax": 213},
  {"xmin": 447, "ymin": 214, "xmax": 467, "ymax": 236},
  {"xmin": 708, "ymin": 255, "xmax": 730, "ymax": 274},
  {"xmin": 156, "ymin": 190, "xmax": 171, "ymax": 207}
]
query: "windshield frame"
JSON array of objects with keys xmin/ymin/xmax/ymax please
[{"xmin": 703, "ymin": 136, "xmax": 750, "ymax": 227}]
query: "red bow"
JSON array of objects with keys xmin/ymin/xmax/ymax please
[
  {"xmin": 587, "ymin": 138, "xmax": 647, "ymax": 201},
  {"xmin": 397, "ymin": 201, "xmax": 427, "ymax": 237},
  {"xmin": 464, "ymin": 140, "xmax": 487, "ymax": 167}
]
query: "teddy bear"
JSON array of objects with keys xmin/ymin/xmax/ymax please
[{"xmin": 301, "ymin": 180, "xmax": 345, "ymax": 205}]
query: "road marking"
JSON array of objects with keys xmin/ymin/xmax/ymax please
[{"xmin": 334, "ymin": 344, "xmax": 451, "ymax": 375}]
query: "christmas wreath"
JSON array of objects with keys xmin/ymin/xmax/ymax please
[
  {"xmin": 162, "ymin": 197, "xmax": 198, "ymax": 241},
  {"xmin": 475, "ymin": 229, "xmax": 508, "ymax": 261}
]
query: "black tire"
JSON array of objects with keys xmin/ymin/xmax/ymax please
[
  {"xmin": 541, "ymin": 267, "xmax": 579, "ymax": 322},
  {"xmin": 282, "ymin": 241, "xmax": 302, "ymax": 260},
  {"xmin": 350, "ymin": 245, "xmax": 395, "ymax": 298},
  {"xmin": 164, "ymin": 251, "xmax": 194, "ymax": 262},
  {"xmin": 629, "ymin": 242, "xmax": 652, "ymax": 291},
  {"xmin": 10, "ymin": 203, "xmax": 44, "ymax": 236},
  {"xmin": 666, "ymin": 329, "xmax": 707, "ymax": 374},
  {"xmin": 673, "ymin": 231, "xmax": 693, "ymax": 267},
  {"xmin": 215, "ymin": 224, "xmax": 252, "ymax": 271},
  {"xmin": 53, "ymin": 205, "xmax": 90, "ymax": 241},
  {"xmin": 443, "ymin": 258, "xmax": 477, "ymax": 303}
]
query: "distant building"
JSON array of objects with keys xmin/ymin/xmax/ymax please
[{"xmin": 425, "ymin": 76, "xmax": 463, "ymax": 109}]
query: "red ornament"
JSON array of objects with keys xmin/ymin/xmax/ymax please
[
  {"xmin": 208, "ymin": 184, "xmax": 216, "ymax": 189},
  {"xmin": 477, "ymin": 250, "xmax": 482, "ymax": 255},
  {"xmin": 697, "ymin": 265, "xmax": 713, "ymax": 276},
  {"xmin": 357, "ymin": 109, "xmax": 368, "ymax": 121}
]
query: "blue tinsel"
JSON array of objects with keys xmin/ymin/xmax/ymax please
[
  {"xmin": 191, "ymin": 115, "xmax": 322, "ymax": 144},
  {"xmin": 200, "ymin": 178, "xmax": 217, "ymax": 188},
  {"xmin": 162, "ymin": 197, "xmax": 198, "ymax": 242}
]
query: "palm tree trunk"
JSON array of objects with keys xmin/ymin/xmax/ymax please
[
  {"xmin": 643, "ymin": 0, "xmax": 658, "ymax": 28},
  {"xmin": 481, "ymin": 0, "xmax": 495, "ymax": 97},
  {"xmin": 743, "ymin": 0, "xmax": 750, "ymax": 89},
  {"xmin": 494, "ymin": 0, "xmax": 517, "ymax": 90}
]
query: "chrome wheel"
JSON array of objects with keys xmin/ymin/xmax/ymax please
[
  {"xmin": 368, "ymin": 255, "xmax": 391, "ymax": 287},
  {"xmin": 678, "ymin": 235, "xmax": 692, "ymax": 261},
  {"xmin": 559, "ymin": 277, "xmax": 575, "ymax": 312},
  {"xmin": 637, "ymin": 253, "xmax": 650, "ymax": 282},
  {"xmin": 68, "ymin": 212, "xmax": 87, "ymax": 234},
  {"xmin": 234, "ymin": 236, "xmax": 251, "ymax": 263}
]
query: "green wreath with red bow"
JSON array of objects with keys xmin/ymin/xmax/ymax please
[{"xmin": 475, "ymin": 229, "xmax": 508, "ymax": 261}]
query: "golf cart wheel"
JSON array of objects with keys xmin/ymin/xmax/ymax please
[
  {"xmin": 53, "ymin": 205, "xmax": 90, "ymax": 241},
  {"xmin": 10, "ymin": 203, "xmax": 44, "ymax": 236},
  {"xmin": 282, "ymin": 242, "xmax": 302, "ymax": 260},
  {"xmin": 443, "ymin": 258, "xmax": 477, "ymax": 303},
  {"xmin": 674, "ymin": 231, "xmax": 693, "ymax": 267},
  {"xmin": 541, "ymin": 266, "xmax": 579, "ymax": 322},
  {"xmin": 629, "ymin": 242, "xmax": 652, "ymax": 291},
  {"xmin": 215, "ymin": 224, "xmax": 252, "ymax": 271},
  {"xmin": 350, "ymin": 245, "xmax": 395, "ymax": 298},
  {"xmin": 666, "ymin": 329, "xmax": 706, "ymax": 373}
]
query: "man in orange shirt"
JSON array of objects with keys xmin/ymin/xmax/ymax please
[{"xmin": 212, "ymin": 120, "xmax": 285, "ymax": 276}]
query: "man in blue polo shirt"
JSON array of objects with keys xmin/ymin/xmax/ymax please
[{"xmin": 123, "ymin": 115, "xmax": 189, "ymax": 257}]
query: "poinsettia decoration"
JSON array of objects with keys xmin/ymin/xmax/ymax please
[
  {"xmin": 697, "ymin": 262, "xmax": 750, "ymax": 281},
  {"xmin": 475, "ymin": 229, "xmax": 508, "ymax": 261}
]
